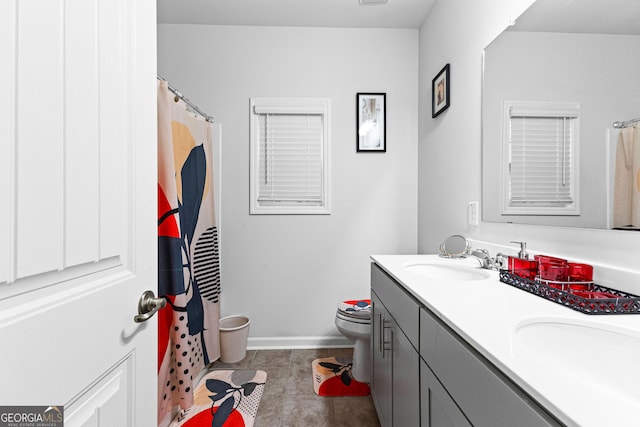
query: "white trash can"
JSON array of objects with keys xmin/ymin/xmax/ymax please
[{"xmin": 219, "ymin": 315, "xmax": 251, "ymax": 363}]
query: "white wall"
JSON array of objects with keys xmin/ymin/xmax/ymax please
[
  {"xmin": 418, "ymin": 0, "xmax": 535, "ymax": 253},
  {"xmin": 158, "ymin": 25, "xmax": 418, "ymax": 346},
  {"xmin": 418, "ymin": 0, "xmax": 640, "ymax": 295}
]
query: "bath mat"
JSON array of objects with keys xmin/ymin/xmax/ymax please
[
  {"xmin": 312, "ymin": 356, "xmax": 370, "ymax": 396},
  {"xmin": 171, "ymin": 369, "xmax": 267, "ymax": 427}
]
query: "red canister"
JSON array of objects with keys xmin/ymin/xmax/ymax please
[
  {"xmin": 539, "ymin": 262, "xmax": 569, "ymax": 282},
  {"xmin": 569, "ymin": 262, "xmax": 593, "ymax": 283}
]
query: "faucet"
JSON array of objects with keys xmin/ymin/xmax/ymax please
[
  {"xmin": 468, "ymin": 249, "xmax": 494, "ymax": 269},
  {"xmin": 468, "ymin": 249, "xmax": 507, "ymax": 270},
  {"xmin": 493, "ymin": 252, "xmax": 507, "ymax": 270}
]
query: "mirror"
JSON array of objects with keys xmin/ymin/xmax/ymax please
[
  {"xmin": 482, "ymin": 0, "xmax": 640, "ymax": 229},
  {"xmin": 439, "ymin": 235, "xmax": 471, "ymax": 258}
]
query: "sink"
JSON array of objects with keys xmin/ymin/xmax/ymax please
[
  {"xmin": 513, "ymin": 318, "xmax": 640, "ymax": 404},
  {"xmin": 403, "ymin": 262, "xmax": 490, "ymax": 281}
]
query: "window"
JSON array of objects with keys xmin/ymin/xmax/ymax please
[
  {"xmin": 250, "ymin": 98, "xmax": 330, "ymax": 214},
  {"xmin": 502, "ymin": 101, "xmax": 580, "ymax": 215}
]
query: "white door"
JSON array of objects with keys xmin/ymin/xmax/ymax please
[{"xmin": 0, "ymin": 1, "xmax": 157, "ymax": 426}]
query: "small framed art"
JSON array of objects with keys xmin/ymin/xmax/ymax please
[
  {"xmin": 432, "ymin": 64, "xmax": 450, "ymax": 118},
  {"xmin": 356, "ymin": 92, "xmax": 386, "ymax": 152}
]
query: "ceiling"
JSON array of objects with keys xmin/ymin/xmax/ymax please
[
  {"xmin": 511, "ymin": 0, "xmax": 640, "ymax": 35},
  {"xmin": 157, "ymin": 0, "xmax": 436, "ymax": 29}
]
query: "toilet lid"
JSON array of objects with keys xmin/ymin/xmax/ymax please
[{"xmin": 337, "ymin": 299, "xmax": 371, "ymax": 320}]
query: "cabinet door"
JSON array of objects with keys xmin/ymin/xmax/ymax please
[
  {"xmin": 421, "ymin": 360, "xmax": 472, "ymax": 427},
  {"xmin": 392, "ymin": 323, "xmax": 420, "ymax": 427},
  {"xmin": 371, "ymin": 291, "xmax": 393, "ymax": 427},
  {"xmin": 421, "ymin": 308, "xmax": 562, "ymax": 427}
]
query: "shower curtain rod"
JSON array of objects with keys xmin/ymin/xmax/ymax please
[
  {"xmin": 158, "ymin": 76, "xmax": 215, "ymax": 123},
  {"xmin": 612, "ymin": 117, "xmax": 640, "ymax": 128}
]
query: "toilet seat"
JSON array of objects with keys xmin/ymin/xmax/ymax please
[
  {"xmin": 336, "ymin": 310, "xmax": 371, "ymax": 324},
  {"xmin": 336, "ymin": 299, "xmax": 371, "ymax": 323}
]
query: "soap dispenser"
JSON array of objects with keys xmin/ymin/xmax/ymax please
[{"xmin": 508, "ymin": 241, "xmax": 538, "ymax": 280}]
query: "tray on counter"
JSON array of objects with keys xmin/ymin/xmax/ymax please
[{"xmin": 499, "ymin": 270, "xmax": 640, "ymax": 315}]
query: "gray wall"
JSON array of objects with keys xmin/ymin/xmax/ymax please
[{"xmin": 158, "ymin": 25, "xmax": 419, "ymax": 346}]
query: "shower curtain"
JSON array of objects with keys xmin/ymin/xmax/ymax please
[
  {"xmin": 157, "ymin": 80, "xmax": 221, "ymax": 426},
  {"xmin": 613, "ymin": 126, "xmax": 640, "ymax": 229}
]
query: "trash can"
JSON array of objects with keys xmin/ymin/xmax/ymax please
[{"xmin": 219, "ymin": 315, "xmax": 251, "ymax": 363}]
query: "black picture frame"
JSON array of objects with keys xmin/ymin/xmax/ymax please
[
  {"xmin": 432, "ymin": 64, "xmax": 450, "ymax": 118},
  {"xmin": 356, "ymin": 92, "xmax": 386, "ymax": 152}
]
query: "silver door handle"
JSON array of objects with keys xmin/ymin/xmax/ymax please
[
  {"xmin": 378, "ymin": 312, "xmax": 383, "ymax": 353},
  {"xmin": 134, "ymin": 290, "xmax": 167, "ymax": 323},
  {"xmin": 381, "ymin": 318, "xmax": 392, "ymax": 359}
]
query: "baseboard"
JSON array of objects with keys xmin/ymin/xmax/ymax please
[{"xmin": 247, "ymin": 335, "xmax": 351, "ymax": 350}]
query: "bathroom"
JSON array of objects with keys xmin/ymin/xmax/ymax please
[
  {"xmin": 158, "ymin": 0, "xmax": 640, "ymax": 348},
  {"xmin": 1, "ymin": 0, "xmax": 639, "ymax": 425},
  {"xmin": 156, "ymin": 0, "xmax": 640, "ymax": 424}
]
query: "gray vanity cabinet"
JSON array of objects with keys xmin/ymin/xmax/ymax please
[
  {"xmin": 370, "ymin": 264, "xmax": 420, "ymax": 427},
  {"xmin": 420, "ymin": 359, "xmax": 471, "ymax": 427},
  {"xmin": 370, "ymin": 261, "xmax": 564, "ymax": 427},
  {"xmin": 370, "ymin": 291, "xmax": 392, "ymax": 426},
  {"xmin": 420, "ymin": 307, "xmax": 562, "ymax": 427}
]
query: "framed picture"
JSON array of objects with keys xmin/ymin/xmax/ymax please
[
  {"xmin": 432, "ymin": 64, "xmax": 450, "ymax": 118},
  {"xmin": 356, "ymin": 92, "xmax": 386, "ymax": 152}
]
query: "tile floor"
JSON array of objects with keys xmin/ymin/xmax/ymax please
[{"xmin": 208, "ymin": 348, "xmax": 381, "ymax": 427}]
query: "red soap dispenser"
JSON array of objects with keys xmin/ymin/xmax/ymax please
[{"xmin": 508, "ymin": 241, "xmax": 538, "ymax": 280}]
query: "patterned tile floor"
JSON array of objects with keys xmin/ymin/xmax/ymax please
[{"xmin": 209, "ymin": 348, "xmax": 381, "ymax": 427}]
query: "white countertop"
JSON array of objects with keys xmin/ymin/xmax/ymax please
[{"xmin": 371, "ymin": 254, "xmax": 640, "ymax": 427}]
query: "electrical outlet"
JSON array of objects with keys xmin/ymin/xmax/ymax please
[{"xmin": 468, "ymin": 201, "xmax": 479, "ymax": 226}]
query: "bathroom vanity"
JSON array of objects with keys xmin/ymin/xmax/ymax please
[
  {"xmin": 369, "ymin": 255, "xmax": 640, "ymax": 427},
  {"xmin": 370, "ymin": 264, "xmax": 420, "ymax": 427}
]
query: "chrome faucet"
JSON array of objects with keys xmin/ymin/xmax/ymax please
[
  {"xmin": 468, "ymin": 249, "xmax": 494, "ymax": 269},
  {"xmin": 493, "ymin": 252, "xmax": 507, "ymax": 270},
  {"xmin": 468, "ymin": 249, "xmax": 506, "ymax": 270}
]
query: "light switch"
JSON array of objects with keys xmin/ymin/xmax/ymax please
[{"xmin": 468, "ymin": 201, "xmax": 479, "ymax": 226}]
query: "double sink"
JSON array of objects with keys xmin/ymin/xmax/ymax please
[{"xmin": 399, "ymin": 257, "xmax": 640, "ymax": 420}]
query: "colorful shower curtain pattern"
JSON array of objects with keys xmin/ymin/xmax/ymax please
[
  {"xmin": 157, "ymin": 80, "xmax": 221, "ymax": 426},
  {"xmin": 613, "ymin": 126, "xmax": 640, "ymax": 229}
]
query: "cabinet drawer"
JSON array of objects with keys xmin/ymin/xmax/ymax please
[
  {"xmin": 371, "ymin": 263, "xmax": 419, "ymax": 348},
  {"xmin": 420, "ymin": 308, "xmax": 562, "ymax": 427}
]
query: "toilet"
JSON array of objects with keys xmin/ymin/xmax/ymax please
[{"xmin": 334, "ymin": 299, "xmax": 371, "ymax": 383}]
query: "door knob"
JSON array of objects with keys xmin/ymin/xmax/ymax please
[{"xmin": 134, "ymin": 290, "xmax": 167, "ymax": 323}]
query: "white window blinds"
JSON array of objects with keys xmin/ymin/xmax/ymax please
[
  {"xmin": 257, "ymin": 113, "xmax": 323, "ymax": 204},
  {"xmin": 250, "ymin": 98, "xmax": 330, "ymax": 214},
  {"xmin": 503, "ymin": 102, "xmax": 580, "ymax": 215}
]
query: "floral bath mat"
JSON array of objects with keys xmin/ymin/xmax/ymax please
[
  {"xmin": 171, "ymin": 369, "xmax": 267, "ymax": 427},
  {"xmin": 312, "ymin": 356, "xmax": 370, "ymax": 396}
]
